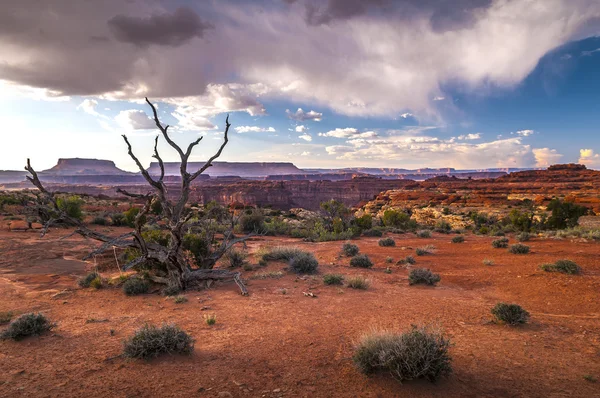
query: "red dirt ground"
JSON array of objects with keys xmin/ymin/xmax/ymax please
[{"xmin": 1, "ymin": 228, "xmax": 599, "ymax": 397}]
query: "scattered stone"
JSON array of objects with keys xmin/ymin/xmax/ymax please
[
  {"xmin": 218, "ymin": 392, "xmax": 233, "ymax": 398},
  {"xmin": 8, "ymin": 220, "xmax": 30, "ymax": 231}
]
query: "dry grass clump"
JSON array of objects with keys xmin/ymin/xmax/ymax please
[
  {"xmin": 323, "ymin": 274, "xmax": 344, "ymax": 285},
  {"xmin": 353, "ymin": 326, "xmax": 452, "ymax": 383},
  {"xmin": 342, "ymin": 242, "xmax": 360, "ymax": 257},
  {"xmin": 225, "ymin": 248, "xmax": 248, "ymax": 268},
  {"xmin": 540, "ymin": 259, "xmax": 580, "ymax": 274},
  {"xmin": 408, "ymin": 268, "xmax": 440, "ymax": 286},
  {"xmin": 1, "ymin": 313, "xmax": 53, "ymax": 340},
  {"xmin": 123, "ymin": 324, "xmax": 194, "ymax": 359},
  {"xmin": 415, "ymin": 245, "xmax": 436, "ymax": 256},
  {"xmin": 491, "ymin": 303, "xmax": 529, "ymax": 325},
  {"xmin": 378, "ymin": 237, "xmax": 396, "ymax": 247},
  {"xmin": 350, "ymin": 254, "xmax": 373, "ymax": 268},
  {"xmin": 347, "ymin": 276, "xmax": 370, "ymax": 289}
]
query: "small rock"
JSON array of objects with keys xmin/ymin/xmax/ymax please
[
  {"xmin": 273, "ymin": 388, "xmax": 281, "ymax": 393},
  {"xmin": 31, "ymin": 222, "xmax": 44, "ymax": 230},
  {"xmin": 218, "ymin": 392, "xmax": 233, "ymax": 398}
]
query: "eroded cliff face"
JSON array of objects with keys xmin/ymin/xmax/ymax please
[
  {"xmin": 360, "ymin": 164, "xmax": 600, "ymax": 217},
  {"xmin": 43, "ymin": 158, "xmax": 131, "ymax": 175},
  {"xmin": 147, "ymin": 161, "xmax": 305, "ymax": 177}
]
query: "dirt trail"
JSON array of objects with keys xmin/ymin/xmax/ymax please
[{"xmin": 1, "ymin": 228, "xmax": 599, "ymax": 397}]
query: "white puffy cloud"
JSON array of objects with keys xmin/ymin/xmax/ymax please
[
  {"xmin": 533, "ymin": 147, "xmax": 563, "ymax": 167},
  {"xmin": 578, "ymin": 149, "xmax": 600, "ymax": 168},
  {"xmin": 286, "ymin": 108, "xmax": 323, "ymax": 121},
  {"xmin": 301, "ymin": 151, "xmax": 311, "ymax": 156},
  {"xmin": 400, "ymin": 113, "xmax": 413, "ymax": 119},
  {"xmin": 77, "ymin": 99, "xmax": 107, "ymax": 118},
  {"xmin": 319, "ymin": 128, "xmax": 377, "ymax": 138},
  {"xmin": 234, "ymin": 126, "xmax": 276, "ymax": 133},
  {"xmin": 115, "ymin": 109, "xmax": 155, "ymax": 130},
  {"xmin": 514, "ymin": 129, "xmax": 534, "ymax": 137},
  {"xmin": 298, "ymin": 133, "xmax": 312, "ymax": 142},
  {"xmin": 457, "ymin": 133, "xmax": 481, "ymax": 140},
  {"xmin": 295, "ymin": 125, "xmax": 307, "ymax": 133}
]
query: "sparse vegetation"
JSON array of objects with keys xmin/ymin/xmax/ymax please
[
  {"xmin": 323, "ymin": 274, "xmax": 344, "ymax": 285},
  {"xmin": 491, "ymin": 303, "xmax": 529, "ymax": 325},
  {"xmin": 362, "ymin": 228, "xmax": 384, "ymax": 237},
  {"xmin": 385, "ymin": 256, "xmax": 393, "ymax": 263},
  {"xmin": 173, "ymin": 295, "xmax": 188, "ymax": 304},
  {"xmin": 415, "ymin": 245, "xmax": 435, "ymax": 256},
  {"xmin": 416, "ymin": 230, "xmax": 431, "ymax": 238},
  {"xmin": 56, "ymin": 195, "xmax": 84, "ymax": 221},
  {"xmin": 251, "ymin": 271, "xmax": 285, "ymax": 280},
  {"xmin": 123, "ymin": 324, "xmax": 194, "ymax": 359},
  {"xmin": 509, "ymin": 243, "xmax": 530, "ymax": 254},
  {"xmin": 288, "ymin": 251, "xmax": 319, "ymax": 274},
  {"xmin": 483, "ymin": 259, "xmax": 494, "ymax": 266},
  {"xmin": 347, "ymin": 276, "xmax": 370, "ymax": 289},
  {"xmin": 516, "ymin": 232, "xmax": 531, "ymax": 242},
  {"xmin": 123, "ymin": 277, "xmax": 150, "ymax": 296},
  {"xmin": 0, "ymin": 313, "xmax": 53, "ymax": 340},
  {"xmin": 78, "ymin": 271, "xmax": 101, "ymax": 288},
  {"xmin": 92, "ymin": 216, "xmax": 108, "ymax": 225},
  {"xmin": 350, "ymin": 254, "xmax": 373, "ymax": 268},
  {"xmin": 204, "ymin": 314, "xmax": 217, "ymax": 325},
  {"xmin": 0, "ymin": 311, "xmax": 13, "ymax": 324},
  {"xmin": 260, "ymin": 246, "xmax": 304, "ymax": 262},
  {"xmin": 162, "ymin": 284, "xmax": 180, "ymax": 297},
  {"xmin": 342, "ymin": 242, "xmax": 360, "ymax": 257},
  {"xmin": 397, "ymin": 255, "xmax": 417, "ymax": 265},
  {"xmin": 408, "ymin": 268, "xmax": 441, "ymax": 286},
  {"xmin": 353, "ymin": 326, "xmax": 452, "ymax": 382},
  {"xmin": 540, "ymin": 259, "xmax": 580, "ymax": 274},
  {"xmin": 378, "ymin": 237, "xmax": 396, "ymax": 247},
  {"xmin": 451, "ymin": 236, "xmax": 464, "ymax": 243},
  {"xmin": 492, "ymin": 237, "xmax": 509, "ymax": 248},
  {"xmin": 225, "ymin": 248, "xmax": 248, "ymax": 268}
]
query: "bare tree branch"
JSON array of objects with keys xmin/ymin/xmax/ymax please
[{"xmin": 190, "ymin": 114, "xmax": 230, "ymax": 182}]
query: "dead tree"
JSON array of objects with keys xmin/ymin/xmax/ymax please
[{"xmin": 25, "ymin": 98, "xmax": 250, "ymax": 295}]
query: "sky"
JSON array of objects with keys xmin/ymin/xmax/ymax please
[{"xmin": 1, "ymin": 0, "xmax": 600, "ymax": 172}]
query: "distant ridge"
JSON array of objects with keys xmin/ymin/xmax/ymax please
[
  {"xmin": 147, "ymin": 161, "xmax": 305, "ymax": 177},
  {"xmin": 42, "ymin": 158, "xmax": 132, "ymax": 175}
]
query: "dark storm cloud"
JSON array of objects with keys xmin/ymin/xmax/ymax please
[
  {"xmin": 108, "ymin": 6, "xmax": 213, "ymax": 47},
  {"xmin": 287, "ymin": 0, "xmax": 493, "ymax": 31}
]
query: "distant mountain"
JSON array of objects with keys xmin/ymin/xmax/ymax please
[
  {"xmin": 42, "ymin": 158, "xmax": 132, "ymax": 175},
  {"xmin": 147, "ymin": 161, "xmax": 305, "ymax": 178}
]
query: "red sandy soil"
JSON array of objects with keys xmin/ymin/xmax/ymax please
[{"xmin": 1, "ymin": 228, "xmax": 599, "ymax": 397}]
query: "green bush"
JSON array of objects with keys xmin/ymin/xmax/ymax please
[
  {"xmin": 491, "ymin": 303, "xmax": 529, "ymax": 325},
  {"xmin": 78, "ymin": 271, "xmax": 100, "ymax": 288},
  {"xmin": 110, "ymin": 213, "xmax": 126, "ymax": 226},
  {"xmin": 492, "ymin": 237, "xmax": 509, "ymax": 248},
  {"xmin": 378, "ymin": 237, "xmax": 395, "ymax": 247},
  {"xmin": 354, "ymin": 214, "xmax": 373, "ymax": 231},
  {"xmin": 347, "ymin": 276, "xmax": 370, "ymax": 289},
  {"xmin": 382, "ymin": 209, "xmax": 411, "ymax": 228},
  {"xmin": 350, "ymin": 254, "xmax": 373, "ymax": 268},
  {"xmin": 123, "ymin": 324, "xmax": 194, "ymax": 359},
  {"xmin": 225, "ymin": 248, "xmax": 248, "ymax": 268},
  {"xmin": 142, "ymin": 229, "xmax": 170, "ymax": 246},
  {"xmin": 540, "ymin": 259, "xmax": 580, "ymax": 274},
  {"xmin": 396, "ymin": 255, "xmax": 416, "ymax": 265},
  {"xmin": 1, "ymin": 313, "xmax": 53, "ymax": 340},
  {"xmin": 92, "ymin": 217, "xmax": 107, "ymax": 225},
  {"xmin": 546, "ymin": 198, "xmax": 588, "ymax": 229},
  {"xmin": 323, "ymin": 274, "xmax": 344, "ymax": 285},
  {"xmin": 182, "ymin": 233, "xmax": 211, "ymax": 267},
  {"xmin": 123, "ymin": 278, "xmax": 150, "ymax": 296},
  {"xmin": 434, "ymin": 220, "xmax": 452, "ymax": 234},
  {"xmin": 516, "ymin": 232, "xmax": 531, "ymax": 242},
  {"xmin": 124, "ymin": 207, "xmax": 146, "ymax": 228},
  {"xmin": 353, "ymin": 326, "xmax": 452, "ymax": 382},
  {"xmin": 57, "ymin": 195, "xmax": 84, "ymax": 220},
  {"xmin": 260, "ymin": 246, "xmax": 305, "ymax": 262},
  {"xmin": 362, "ymin": 228, "xmax": 384, "ymax": 237},
  {"xmin": 451, "ymin": 236, "xmax": 464, "ymax": 243},
  {"xmin": 415, "ymin": 245, "xmax": 435, "ymax": 256},
  {"xmin": 416, "ymin": 230, "xmax": 431, "ymax": 238},
  {"xmin": 342, "ymin": 242, "xmax": 360, "ymax": 257},
  {"xmin": 509, "ymin": 243, "xmax": 530, "ymax": 254},
  {"xmin": 239, "ymin": 211, "xmax": 265, "ymax": 233},
  {"xmin": 408, "ymin": 268, "xmax": 440, "ymax": 286},
  {"xmin": 289, "ymin": 252, "xmax": 319, "ymax": 274}
]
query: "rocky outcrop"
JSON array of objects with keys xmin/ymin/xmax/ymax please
[
  {"xmin": 147, "ymin": 161, "xmax": 305, "ymax": 177},
  {"xmin": 43, "ymin": 158, "xmax": 131, "ymax": 175}
]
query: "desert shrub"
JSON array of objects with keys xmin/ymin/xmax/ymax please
[
  {"xmin": 491, "ymin": 303, "xmax": 529, "ymax": 325},
  {"xmin": 492, "ymin": 237, "xmax": 509, "ymax": 248},
  {"xmin": 382, "ymin": 209, "xmax": 411, "ymax": 229},
  {"xmin": 1, "ymin": 313, "xmax": 53, "ymax": 340},
  {"xmin": 110, "ymin": 213, "xmax": 126, "ymax": 226},
  {"xmin": 451, "ymin": 236, "xmax": 464, "ymax": 243},
  {"xmin": 353, "ymin": 326, "xmax": 452, "ymax": 382},
  {"xmin": 378, "ymin": 237, "xmax": 395, "ymax": 247},
  {"xmin": 162, "ymin": 284, "xmax": 181, "ymax": 296},
  {"xmin": 0, "ymin": 311, "xmax": 13, "ymax": 324},
  {"xmin": 92, "ymin": 217, "xmax": 107, "ymax": 225},
  {"xmin": 78, "ymin": 271, "xmax": 100, "ymax": 288},
  {"xmin": 123, "ymin": 278, "xmax": 150, "ymax": 296},
  {"xmin": 347, "ymin": 276, "xmax": 370, "ymax": 289},
  {"xmin": 362, "ymin": 228, "xmax": 384, "ymax": 237},
  {"xmin": 225, "ymin": 248, "xmax": 248, "ymax": 268},
  {"xmin": 141, "ymin": 229, "xmax": 170, "ymax": 246},
  {"xmin": 173, "ymin": 295, "xmax": 187, "ymax": 304},
  {"xmin": 416, "ymin": 230, "xmax": 431, "ymax": 238},
  {"xmin": 150, "ymin": 199, "xmax": 163, "ymax": 215},
  {"xmin": 239, "ymin": 211, "xmax": 265, "ymax": 233},
  {"xmin": 354, "ymin": 214, "xmax": 373, "ymax": 231},
  {"xmin": 385, "ymin": 256, "xmax": 393, "ymax": 263},
  {"xmin": 260, "ymin": 246, "xmax": 305, "ymax": 262},
  {"xmin": 546, "ymin": 198, "xmax": 588, "ymax": 229},
  {"xmin": 350, "ymin": 254, "xmax": 373, "ymax": 268},
  {"xmin": 516, "ymin": 232, "xmax": 531, "ymax": 242},
  {"xmin": 540, "ymin": 259, "xmax": 580, "ymax": 274},
  {"xmin": 342, "ymin": 242, "xmax": 360, "ymax": 257},
  {"xmin": 323, "ymin": 274, "xmax": 344, "ymax": 285},
  {"xmin": 289, "ymin": 252, "xmax": 319, "ymax": 274},
  {"xmin": 56, "ymin": 195, "xmax": 84, "ymax": 220},
  {"xmin": 483, "ymin": 259, "xmax": 494, "ymax": 266},
  {"xmin": 262, "ymin": 217, "xmax": 291, "ymax": 236},
  {"xmin": 492, "ymin": 230, "xmax": 505, "ymax": 237},
  {"xmin": 320, "ymin": 199, "xmax": 351, "ymax": 221},
  {"xmin": 124, "ymin": 207, "xmax": 147, "ymax": 228},
  {"xmin": 123, "ymin": 324, "xmax": 194, "ymax": 359},
  {"xmin": 89, "ymin": 276, "xmax": 103, "ymax": 289},
  {"xmin": 434, "ymin": 220, "xmax": 452, "ymax": 234},
  {"xmin": 505, "ymin": 209, "xmax": 534, "ymax": 232},
  {"xmin": 204, "ymin": 314, "xmax": 217, "ymax": 325},
  {"xmin": 408, "ymin": 268, "xmax": 440, "ymax": 286},
  {"xmin": 415, "ymin": 245, "xmax": 435, "ymax": 256},
  {"xmin": 509, "ymin": 243, "xmax": 530, "ymax": 254},
  {"xmin": 182, "ymin": 233, "xmax": 211, "ymax": 266}
]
